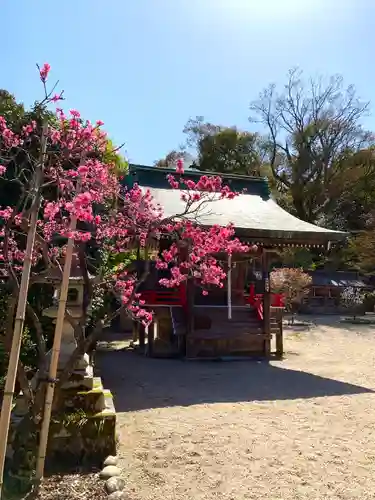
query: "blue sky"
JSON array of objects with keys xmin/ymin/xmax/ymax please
[{"xmin": 2, "ymin": 1, "xmax": 375, "ymax": 165}]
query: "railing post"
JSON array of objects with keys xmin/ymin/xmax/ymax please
[
  {"xmin": 275, "ymin": 309, "xmax": 284, "ymax": 358},
  {"xmin": 147, "ymin": 320, "xmax": 155, "ymax": 357},
  {"xmin": 262, "ymin": 250, "xmax": 271, "ymax": 357},
  {"xmin": 227, "ymin": 254, "xmax": 232, "ymax": 320}
]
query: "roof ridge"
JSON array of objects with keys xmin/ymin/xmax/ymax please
[{"xmin": 129, "ymin": 163, "xmax": 269, "ymax": 183}]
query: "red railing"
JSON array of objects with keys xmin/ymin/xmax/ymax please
[
  {"xmin": 247, "ymin": 284, "xmax": 284, "ymax": 321},
  {"xmin": 140, "ymin": 284, "xmax": 187, "ymax": 311},
  {"xmin": 140, "ymin": 283, "xmax": 283, "ymax": 322},
  {"xmin": 255, "ymin": 300, "xmax": 264, "ymax": 320}
]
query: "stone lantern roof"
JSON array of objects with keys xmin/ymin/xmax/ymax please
[{"xmin": 44, "ymin": 253, "xmax": 93, "ymax": 285}]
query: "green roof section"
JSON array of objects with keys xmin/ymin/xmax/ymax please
[{"xmin": 125, "ymin": 164, "xmax": 271, "ymax": 198}]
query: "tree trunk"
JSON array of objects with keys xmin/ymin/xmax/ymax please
[{"xmin": 291, "ymin": 185, "xmax": 310, "ymax": 221}]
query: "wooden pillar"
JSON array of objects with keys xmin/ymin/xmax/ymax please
[
  {"xmin": 120, "ymin": 308, "xmax": 127, "ymax": 331},
  {"xmin": 147, "ymin": 321, "xmax": 155, "ymax": 357},
  {"xmin": 227, "ymin": 254, "xmax": 232, "ymax": 319},
  {"xmin": 139, "ymin": 323, "xmax": 146, "ymax": 352},
  {"xmin": 262, "ymin": 250, "xmax": 271, "ymax": 357},
  {"xmin": 177, "ymin": 243, "xmax": 194, "ymax": 356},
  {"xmin": 275, "ymin": 308, "xmax": 284, "ymax": 358},
  {"xmin": 184, "ymin": 279, "xmax": 194, "ymax": 357},
  {"xmin": 132, "ymin": 320, "xmax": 139, "ymax": 344}
]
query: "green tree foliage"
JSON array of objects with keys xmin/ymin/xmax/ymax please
[
  {"xmin": 0, "ymin": 90, "xmax": 25, "ymax": 124},
  {"xmin": 323, "ymin": 147, "xmax": 375, "ymax": 231},
  {"xmin": 345, "ymin": 211, "xmax": 375, "ymax": 272},
  {"xmin": 155, "ymin": 117, "xmax": 265, "ymax": 176},
  {"xmin": 103, "ymin": 138, "xmax": 128, "ymax": 175},
  {"xmin": 0, "ymin": 90, "xmax": 58, "ymax": 207},
  {"xmin": 183, "ymin": 116, "xmax": 264, "ymax": 175}
]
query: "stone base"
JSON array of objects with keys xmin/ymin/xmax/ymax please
[
  {"xmin": 47, "ymin": 376, "xmax": 117, "ymax": 467},
  {"xmin": 8, "ymin": 370, "xmax": 117, "ymax": 469}
]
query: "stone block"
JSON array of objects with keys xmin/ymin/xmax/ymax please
[{"xmin": 99, "ymin": 465, "xmax": 121, "ymax": 479}]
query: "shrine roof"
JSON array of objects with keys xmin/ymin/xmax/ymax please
[
  {"xmin": 124, "ymin": 165, "xmax": 347, "ymax": 248},
  {"xmin": 308, "ymin": 271, "xmax": 369, "ymax": 288}
]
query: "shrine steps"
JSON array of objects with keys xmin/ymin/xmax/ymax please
[
  {"xmin": 187, "ymin": 307, "xmax": 278, "ymax": 359},
  {"xmin": 144, "ymin": 305, "xmax": 283, "ymax": 359}
]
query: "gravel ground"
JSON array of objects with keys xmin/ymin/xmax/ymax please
[
  {"xmin": 97, "ymin": 318, "xmax": 375, "ymax": 500},
  {"xmin": 34, "ymin": 473, "xmax": 106, "ymax": 500}
]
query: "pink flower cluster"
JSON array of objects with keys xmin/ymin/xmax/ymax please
[
  {"xmin": 154, "ymin": 222, "xmax": 251, "ymax": 291},
  {"xmin": 0, "ymin": 116, "xmax": 20, "ymax": 148},
  {"xmin": 39, "ymin": 63, "xmax": 51, "ymax": 82},
  {"xmin": 166, "ymin": 160, "xmax": 239, "ymax": 205}
]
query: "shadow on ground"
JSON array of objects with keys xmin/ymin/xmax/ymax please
[{"xmin": 95, "ymin": 348, "xmax": 374, "ymax": 412}]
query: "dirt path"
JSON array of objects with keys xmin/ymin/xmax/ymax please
[{"xmin": 97, "ymin": 321, "xmax": 375, "ymax": 500}]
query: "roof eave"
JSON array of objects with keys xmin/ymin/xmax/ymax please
[{"xmin": 234, "ymin": 228, "xmax": 348, "ymax": 248}]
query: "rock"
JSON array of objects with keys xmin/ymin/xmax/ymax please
[
  {"xmin": 104, "ymin": 455, "xmax": 118, "ymax": 466},
  {"xmin": 106, "ymin": 476, "xmax": 125, "ymax": 494},
  {"xmin": 108, "ymin": 492, "xmax": 128, "ymax": 500},
  {"xmin": 99, "ymin": 465, "xmax": 121, "ymax": 479}
]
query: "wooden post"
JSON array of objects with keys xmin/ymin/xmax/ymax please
[
  {"xmin": 0, "ymin": 203, "xmax": 40, "ymax": 496},
  {"xmin": 0, "ymin": 126, "xmax": 46, "ymax": 498},
  {"xmin": 227, "ymin": 254, "xmax": 232, "ymax": 320},
  {"xmin": 147, "ymin": 320, "xmax": 155, "ymax": 357},
  {"xmin": 139, "ymin": 324, "xmax": 146, "ymax": 351},
  {"xmin": 185, "ymin": 279, "xmax": 194, "ymax": 357},
  {"xmin": 262, "ymin": 250, "xmax": 271, "ymax": 357},
  {"xmin": 132, "ymin": 320, "xmax": 139, "ymax": 344},
  {"xmin": 36, "ymin": 169, "xmax": 85, "ymax": 482},
  {"xmin": 275, "ymin": 309, "xmax": 284, "ymax": 358},
  {"xmin": 35, "ymin": 210, "xmax": 79, "ymax": 482},
  {"xmin": 119, "ymin": 307, "xmax": 128, "ymax": 331}
]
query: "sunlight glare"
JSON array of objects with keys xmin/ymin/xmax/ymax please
[{"xmin": 213, "ymin": 0, "xmax": 322, "ymax": 22}]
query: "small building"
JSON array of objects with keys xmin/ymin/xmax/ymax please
[
  {"xmin": 124, "ymin": 165, "xmax": 346, "ymax": 359},
  {"xmin": 301, "ymin": 270, "xmax": 372, "ymax": 315}
]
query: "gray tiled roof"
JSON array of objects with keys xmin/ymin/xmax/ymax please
[
  {"xmin": 308, "ymin": 271, "xmax": 368, "ymax": 288},
  {"xmin": 147, "ymin": 187, "xmax": 346, "ymax": 242}
]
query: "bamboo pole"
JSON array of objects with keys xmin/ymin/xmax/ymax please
[
  {"xmin": 35, "ymin": 181, "xmax": 81, "ymax": 482},
  {"xmin": 0, "ymin": 129, "xmax": 46, "ymax": 498},
  {"xmin": 227, "ymin": 254, "xmax": 232, "ymax": 320}
]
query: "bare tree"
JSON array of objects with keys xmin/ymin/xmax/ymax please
[
  {"xmin": 250, "ymin": 68, "xmax": 371, "ymax": 222},
  {"xmin": 154, "ymin": 150, "xmax": 189, "ymax": 168}
]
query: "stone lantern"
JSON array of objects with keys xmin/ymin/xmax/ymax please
[
  {"xmin": 42, "ymin": 254, "xmax": 92, "ymax": 377},
  {"xmin": 10, "ymin": 254, "xmax": 117, "ymax": 465}
]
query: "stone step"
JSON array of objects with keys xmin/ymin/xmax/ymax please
[
  {"xmin": 96, "ymin": 389, "xmax": 115, "ymax": 413},
  {"xmin": 60, "ymin": 365, "xmax": 95, "ymax": 389}
]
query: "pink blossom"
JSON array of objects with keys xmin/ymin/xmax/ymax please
[
  {"xmin": 39, "ymin": 63, "xmax": 51, "ymax": 82},
  {"xmin": 51, "ymin": 93, "xmax": 63, "ymax": 102},
  {"xmin": 184, "ymin": 179, "xmax": 196, "ymax": 190},
  {"xmin": 176, "ymin": 158, "xmax": 184, "ymax": 174},
  {"xmin": 0, "ymin": 207, "xmax": 12, "ymax": 220},
  {"xmin": 0, "ymin": 165, "xmax": 6, "ymax": 176},
  {"xmin": 77, "ymin": 165, "xmax": 89, "ymax": 175}
]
